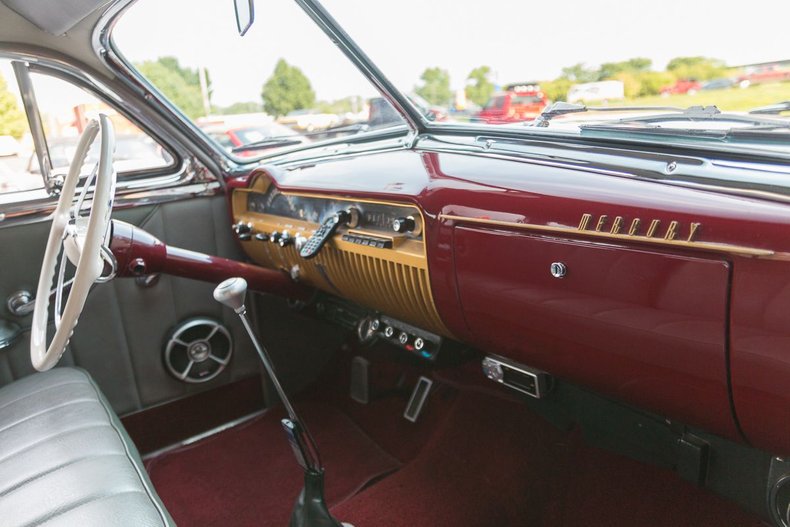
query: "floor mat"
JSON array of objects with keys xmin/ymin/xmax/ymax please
[{"xmin": 146, "ymin": 403, "xmax": 401, "ymax": 527}]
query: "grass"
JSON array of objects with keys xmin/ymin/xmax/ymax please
[{"xmin": 598, "ymin": 82, "xmax": 790, "ymax": 112}]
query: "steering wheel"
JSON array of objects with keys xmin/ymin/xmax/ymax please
[{"xmin": 30, "ymin": 114, "xmax": 117, "ymax": 371}]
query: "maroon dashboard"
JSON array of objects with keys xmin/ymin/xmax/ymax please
[{"xmin": 229, "ymin": 144, "xmax": 790, "ymax": 457}]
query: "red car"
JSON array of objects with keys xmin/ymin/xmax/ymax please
[
  {"xmin": 477, "ymin": 83, "xmax": 547, "ymax": 124},
  {"xmin": 660, "ymin": 79, "xmax": 702, "ymax": 96},
  {"xmin": 737, "ymin": 66, "xmax": 790, "ymax": 87}
]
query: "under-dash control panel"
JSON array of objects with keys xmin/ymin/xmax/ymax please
[{"xmin": 368, "ymin": 314, "xmax": 442, "ymax": 360}]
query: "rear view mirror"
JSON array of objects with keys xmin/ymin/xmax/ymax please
[{"xmin": 234, "ymin": 0, "xmax": 255, "ymax": 36}]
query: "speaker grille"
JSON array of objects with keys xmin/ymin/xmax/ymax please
[{"xmin": 164, "ymin": 318, "xmax": 232, "ymax": 383}]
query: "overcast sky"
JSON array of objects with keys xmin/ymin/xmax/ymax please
[{"xmin": 104, "ymin": 0, "xmax": 790, "ymax": 108}]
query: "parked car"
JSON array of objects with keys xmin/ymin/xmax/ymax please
[
  {"xmin": 477, "ymin": 83, "xmax": 547, "ymax": 123},
  {"xmin": 701, "ymin": 77, "xmax": 735, "ymax": 90},
  {"xmin": 737, "ymin": 66, "xmax": 790, "ymax": 88},
  {"xmin": 202, "ymin": 122, "xmax": 305, "ymax": 157},
  {"xmin": 567, "ymin": 80, "xmax": 625, "ymax": 103},
  {"xmin": 277, "ymin": 109, "xmax": 340, "ymax": 131},
  {"xmin": 660, "ymin": 78, "xmax": 703, "ymax": 96}
]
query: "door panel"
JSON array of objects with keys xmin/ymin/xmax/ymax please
[{"xmin": 0, "ymin": 195, "xmax": 261, "ymax": 415}]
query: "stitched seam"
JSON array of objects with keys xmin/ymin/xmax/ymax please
[
  {"xmin": 0, "ymin": 380, "xmax": 88, "ymax": 413},
  {"xmin": 0, "ymin": 453, "xmax": 125, "ymax": 498},
  {"xmin": 0, "ymin": 399, "xmax": 97, "ymax": 435},
  {"xmin": 80, "ymin": 370, "xmax": 171, "ymax": 526},
  {"xmin": 24, "ymin": 489, "xmax": 146, "ymax": 527},
  {"xmin": 0, "ymin": 424, "xmax": 108, "ymax": 465}
]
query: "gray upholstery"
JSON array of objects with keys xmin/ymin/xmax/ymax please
[{"xmin": 0, "ymin": 367, "xmax": 173, "ymax": 526}]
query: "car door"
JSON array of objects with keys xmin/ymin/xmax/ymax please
[{"xmin": 0, "ymin": 58, "xmax": 262, "ymax": 416}]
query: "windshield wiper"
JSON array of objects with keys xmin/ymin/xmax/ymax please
[
  {"xmin": 577, "ymin": 105, "xmax": 790, "ymax": 131},
  {"xmin": 533, "ymin": 101, "xmax": 686, "ymax": 127},
  {"xmin": 231, "ymin": 123, "xmax": 371, "ymax": 154},
  {"xmin": 749, "ymin": 101, "xmax": 790, "ymax": 115}
]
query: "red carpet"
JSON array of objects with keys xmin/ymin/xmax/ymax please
[
  {"xmin": 146, "ymin": 403, "xmax": 401, "ymax": 527},
  {"xmin": 331, "ymin": 391, "xmax": 764, "ymax": 527}
]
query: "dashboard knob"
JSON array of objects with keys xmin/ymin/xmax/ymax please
[
  {"xmin": 370, "ymin": 319, "xmax": 381, "ymax": 331},
  {"xmin": 383, "ymin": 326, "xmax": 395, "ymax": 338},
  {"xmin": 269, "ymin": 231, "xmax": 282, "ymax": 244},
  {"xmin": 233, "ymin": 221, "xmax": 252, "ymax": 240},
  {"xmin": 398, "ymin": 331, "xmax": 410, "ymax": 345},
  {"xmin": 278, "ymin": 232, "xmax": 293, "ymax": 247},
  {"xmin": 254, "ymin": 232, "xmax": 269, "ymax": 242},
  {"xmin": 550, "ymin": 262, "xmax": 567, "ymax": 278},
  {"xmin": 392, "ymin": 216, "xmax": 416, "ymax": 234},
  {"xmin": 414, "ymin": 337, "xmax": 426, "ymax": 351}
]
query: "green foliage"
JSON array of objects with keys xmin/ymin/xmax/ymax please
[
  {"xmin": 636, "ymin": 71, "xmax": 675, "ymax": 96},
  {"xmin": 136, "ymin": 57, "xmax": 206, "ymax": 118},
  {"xmin": 560, "ymin": 63, "xmax": 599, "ymax": 83},
  {"xmin": 217, "ymin": 101, "xmax": 263, "ymax": 114},
  {"xmin": 465, "ymin": 66, "xmax": 495, "ymax": 107},
  {"xmin": 0, "ymin": 73, "xmax": 26, "ymax": 139},
  {"xmin": 666, "ymin": 56, "xmax": 726, "ymax": 81},
  {"xmin": 598, "ymin": 57, "xmax": 652, "ymax": 81},
  {"xmin": 261, "ymin": 59, "xmax": 316, "ymax": 117},
  {"xmin": 415, "ymin": 67, "xmax": 452, "ymax": 106},
  {"xmin": 541, "ymin": 78, "xmax": 573, "ymax": 102},
  {"xmin": 316, "ymin": 96, "xmax": 365, "ymax": 115}
]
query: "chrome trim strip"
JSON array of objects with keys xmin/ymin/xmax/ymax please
[
  {"xmin": 439, "ymin": 213, "xmax": 775, "ymax": 258},
  {"xmin": 141, "ymin": 409, "xmax": 266, "ymax": 461},
  {"xmin": 12, "ymin": 61, "xmax": 52, "ymax": 190}
]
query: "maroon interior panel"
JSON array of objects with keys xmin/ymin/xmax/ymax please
[{"xmin": 453, "ymin": 226, "xmax": 737, "ymax": 439}]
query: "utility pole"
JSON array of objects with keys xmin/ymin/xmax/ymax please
[{"xmin": 199, "ymin": 66, "xmax": 211, "ymax": 116}]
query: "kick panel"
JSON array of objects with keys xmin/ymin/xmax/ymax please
[{"xmin": 232, "ymin": 173, "xmax": 450, "ymax": 337}]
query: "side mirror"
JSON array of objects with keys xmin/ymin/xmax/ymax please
[{"xmin": 234, "ymin": 0, "xmax": 255, "ymax": 36}]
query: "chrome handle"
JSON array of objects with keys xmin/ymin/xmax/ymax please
[{"xmin": 550, "ymin": 262, "xmax": 567, "ymax": 279}]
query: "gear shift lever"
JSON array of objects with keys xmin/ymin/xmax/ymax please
[{"xmin": 214, "ymin": 278, "xmax": 344, "ymax": 527}]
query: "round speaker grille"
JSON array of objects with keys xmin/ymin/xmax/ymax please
[
  {"xmin": 164, "ymin": 317, "xmax": 232, "ymax": 383},
  {"xmin": 771, "ymin": 475, "xmax": 790, "ymax": 527}
]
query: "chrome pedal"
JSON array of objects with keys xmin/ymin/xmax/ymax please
[
  {"xmin": 349, "ymin": 356, "xmax": 370, "ymax": 404},
  {"xmin": 403, "ymin": 376, "xmax": 432, "ymax": 423}
]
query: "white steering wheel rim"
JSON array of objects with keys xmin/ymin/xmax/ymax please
[{"xmin": 30, "ymin": 114, "xmax": 116, "ymax": 371}]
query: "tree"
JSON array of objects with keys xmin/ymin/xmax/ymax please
[
  {"xmin": 465, "ymin": 66, "xmax": 495, "ymax": 107},
  {"xmin": 136, "ymin": 57, "xmax": 205, "ymax": 118},
  {"xmin": 415, "ymin": 67, "xmax": 452, "ymax": 106},
  {"xmin": 598, "ymin": 58, "xmax": 652, "ymax": 81},
  {"xmin": 666, "ymin": 56, "xmax": 726, "ymax": 81},
  {"xmin": 540, "ymin": 78, "xmax": 573, "ymax": 102},
  {"xmin": 261, "ymin": 59, "xmax": 315, "ymax": 117},
  {"xmin": 0, "ymin": 74, "xmax": 26, "ymax": 139},
  {"xmin": 560, "ymin": 63, "xmax": 599, "ymax": 83},
  {"xmin": 217, "ymin": 101, "xmax": 264, "ymax": 114}
]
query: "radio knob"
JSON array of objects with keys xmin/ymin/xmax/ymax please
[
  {"xmin": 233, "ymin": 221, "xmax": 252, "ymax": 240},
  {"xmin": 398, "ymin": 331, "xmax": 410, "ymax": 345},
  {"xmin": 278, "ymin": 231, "xmax": 293, "ymax": 247},
  {"xmin": 392, "ymin": 216, "xmax": 416, "ymax": 234},
  {"xmin": 384, "ymin": 326, "xmax": 395, "ymax": 338},
  {"xmin": 269, "ymin": 231, "xmax": 281, "ymax": 244},
  {"xmin": 254, "ymin": 232, "xmax": 269, "ymax": 242}
]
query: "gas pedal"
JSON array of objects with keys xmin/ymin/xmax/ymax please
[{"xmin": 403, "ymin": 376, "xmax": 433, "ymax": 423}]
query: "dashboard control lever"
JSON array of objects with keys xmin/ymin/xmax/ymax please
[{"xmin": 299, "ymin": 210, "xmax": 350, "ymax": 259}]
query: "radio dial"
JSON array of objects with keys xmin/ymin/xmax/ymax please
[{"xmin": 392, "ymin": 216, "xmax": 416, "ymax": 234}]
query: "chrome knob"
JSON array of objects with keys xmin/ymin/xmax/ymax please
[
  {"xmin": 414, "ymin": 337, "xmax": 425, "ymax": 351},
  {"xmin": 550, "ymin": 262, "xmax": 567, "ymax": 278},
  {"xmin": 392, "ymin": 216, "xmax": 416, "ymax": 234},
  {"xmin": 278, "ymin": 231, "xmax": 293, "ymax": 247},
  {"xmin": 384, "ymin": 326, "xmax": 395, "ymax": 338},
  {"xmin": 398, "ymin": 331, "xmax": 410, "ymax": 345},
  {"xmin": 213, "ymin": 277, "xmax": 247, "ymax": 314},
  {"xmin": 254, "ymin": 232, "xmax": 269, "ymax": 242}
]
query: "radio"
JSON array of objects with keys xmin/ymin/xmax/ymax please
[{"xmin": 482, "ymin": 355, "xmax": 552, "ymax": 399}]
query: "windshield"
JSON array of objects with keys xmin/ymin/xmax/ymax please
[
  {"xmin": 113, "ymin": 0, "xmax": 407, "ymax": 160},
  {"xmin": 320, "ymin": 0, "xmax": 790, "ymax": 154}
]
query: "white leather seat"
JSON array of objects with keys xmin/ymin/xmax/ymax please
[{"xmin": 0, "ymin": 367, "xmax": 173, "ymax": 526}]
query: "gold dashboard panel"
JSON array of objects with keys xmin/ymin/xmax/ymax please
[{"xmin": 232, "ymin": 176, "xmax": 451, "ymax": 337}]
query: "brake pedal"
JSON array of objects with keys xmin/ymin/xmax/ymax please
[
  {"xmin": 349, "ymin": 356, "xmax": 370, "ymax": 404},
  {"xmin": 403, "ymin": 376, "xmax": 433, "ymax": 423}
]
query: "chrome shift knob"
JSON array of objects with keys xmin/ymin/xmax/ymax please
[{"xmin": 213, "ymin": 277, "xmax": 247, "ymax": 313}]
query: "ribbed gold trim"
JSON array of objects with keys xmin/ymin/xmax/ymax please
[{"xmin": 439, "ymin": 214, "xmax": 774, "ymax": 258}]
